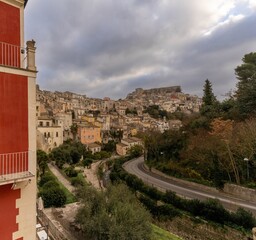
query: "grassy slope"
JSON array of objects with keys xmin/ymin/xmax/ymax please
[
  {"xmin": 46, "ymin": 168, "xmax": 77, "ymax": 204},
  {"xmin": 152, "ymin": 224, "xmax": 182, "ymax": 240}
]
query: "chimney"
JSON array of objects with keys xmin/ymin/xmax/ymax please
[{"xmin": 26, "ymin": 40, "xmax": 37, "ymax": 71}]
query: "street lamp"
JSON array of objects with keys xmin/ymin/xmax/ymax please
[{"xmin": 244, "ymin": 158, "xmax": 249, "ymax": 180}]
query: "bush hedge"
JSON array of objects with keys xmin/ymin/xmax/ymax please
[
  {"xmin": 110, "ymin": 157, "xmax": 256, "ymax": 230},
  {"xmin": 38, "ymin": 172, "xmax": 67, "ymax": 208}
]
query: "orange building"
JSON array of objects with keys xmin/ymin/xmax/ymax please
[
  {"xmin": 77, "ymin": 123, "xmax": 102, "ymax": 145},
  {"xmin": 0, "ymin": 1, "xmax": 37, "ymax": 239}
]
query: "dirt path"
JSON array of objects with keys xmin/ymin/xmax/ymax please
[
  {"xmin": 83, "ymin": 161, "xmax": 102, "ymax": 189},
  {"xmin": 48, "ymin": 163, "xmax": 75, "ymax": 193},
  {"xmin": 48, "ymin": 161, "xmax": 102, "ymax": 191},
  {"xmin": 45, "ymin": 161, "xmax": 102, "ymax": 239}
]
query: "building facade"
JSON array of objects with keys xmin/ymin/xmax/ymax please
[
  {"xmin": 77, "ymin": 123, "xmax": 102, "ymax": 145},
  {"xmin": 116, "ymin": 137, "xmax": 143, "ymax": 156},
  {"xmin": 0, "ymin": 0, "xmax": 37, "ymax": 239},
  {"xmin": 37, "ymin": 117, "xmax": 63, "ymax": 153}
]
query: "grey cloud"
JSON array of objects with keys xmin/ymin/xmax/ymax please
[{"xmin": 25, "ymin": 1, "xmax": 256, "ymax": 100}]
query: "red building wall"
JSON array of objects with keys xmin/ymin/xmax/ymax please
[
  {"xmin": 0, "ymin": 1, "xmax": 20, "ymax": 45},
  {"xmin": 0, "ymin": 72, "xmax": 28, "ymax": 153},
  {"xmin": 0, "ymin": 184, "xmax": 21, "ymax": 240},
  {"xmin": 0, "ymin": 1, "xmax": 21, "ymax": 67}
]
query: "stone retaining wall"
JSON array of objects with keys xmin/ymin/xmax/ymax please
[
  {"xmin": 224, "ymin": 183, "xmax": 256, "ymax": 203},
  {"xmin": 144, "ymin": 164, "xmax": 256, "ymax": 203},
  {"xmin": 143, "ymin": 164, "xmax": 219, "ymax": 194}
]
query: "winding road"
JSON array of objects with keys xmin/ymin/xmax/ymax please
[{"xmin": 123, "ymin": 157, "xmax": 256, "ymax": 215}]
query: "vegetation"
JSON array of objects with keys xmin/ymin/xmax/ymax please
[
  {"xmin": 143, "ymin": 105, "xmax": 169, "ymax": 120},
  {"xmin": 128, "ymin": 144, "xmax": 144, "ymax": 158},
  {"xmin": 235, "ymin": 52, "xmax": 256, "ymax": 118},
  {"xmin": 71, "ymin": 173, "xmax": 87, "ymax": 187},
  {"xmin": 110, "ymin": 157, "xmax": 256, "ymax": 231},
  {"xmin": 102, "ymin": 140, "xmax": 116, "ymax": 153},
  {"xmin": 200, "ymin": 79, "xmax": 218, "ymax": 119},
  {"xmin": 70, "ymin": 123, "xmax": 78, "ymax": 140},
  {"xmin": 38, "ymin": 171, "xmax": 67, "ymax": 207},
  {"xmin": 40, "ymin": 185, "xmax": 67, "ymax": 208},
  {"xmin": 75, "ymin": 184, "xmax": 152, "ymax": 240},
  {"xmin": 49, "ymin": 140, "xmax": 85, "ymax": 168},
  {"xmin": 38, "ymin": 167, "xmax": 76, "ymax": 207},
  {"xmin": 142, "ymin": 53, "xmax": 256, "ymax": 188},
  {"xmin": 49, "ymin": 140, "xmax": 112, "ymax": 169},
  {"xmin": 37, "ymin": 149, "xmax": 49, "ymax": 176},
  {"xmin": 151, "ymin": 224, "xmax": 182, "ymax": 240},
  {"xmin": 36, "ymin": 51, "xmax": 256, "ymax": 237},
  {"xmin": 125, "ymin": 107, "xmax": 138, "ymax": 115},
  {"xmin": 144, "ymin": 119, "xmax": 256, "ymax": 187}
]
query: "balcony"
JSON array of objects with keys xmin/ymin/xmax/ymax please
[
  {"xmin": 0, "ymin": 151, "xmax": 35, "ymax": 185},
  {"xmin": 0, "ymin": 41, "xmax": 26, "ymax": 68},
  {"xmin": 0, "ymin": 40, "xmax": 36, "ymax": 71}
]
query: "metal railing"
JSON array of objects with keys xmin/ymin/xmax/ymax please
[
  {"xmin": 0, "ymin": 151, "xmax": 34, "ymax": 183},
  {"xmin": 0, "ymin": 41, "xmax": 26, "ymax": 68}
]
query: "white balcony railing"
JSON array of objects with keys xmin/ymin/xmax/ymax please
[
  {"xmin": 0, "ymin": 41, "xmax": 26, "ymax": 68},
  {"xmin": 0, "ymin": 151, "xmax": 34, "ymax": 184}
]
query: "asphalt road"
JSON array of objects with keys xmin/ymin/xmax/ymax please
[{"xmin": 123, "ymin": 157, "xmax": 256, "ymax": 215}]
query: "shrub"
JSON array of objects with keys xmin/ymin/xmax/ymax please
[
  {"xmin": 201, "ymin": 199, "xmax": 229, "ymax": 224},
  {"xmin": 155, "ymin": 204, "xmax": 181, "ymax": 220},
  {"xmin": 125, "ymin": 174, "xmax": 144, "ymax": 191},
  {"xmin": 71, "ymin": 176, "xmax": 86, "ymax": 187},
  {"xmin": 40, "ymin": 186, "xmax": 67, "ymax": 208},
  {"xmin": 39, "ymin": 173, "xmax": 56, "ymax": 187},
  {"xmin": 70, "ymin": 148, "xmax": 81, "ymax": 164},
  {"xmin": 231, "ymin": 208, "xmax": 256, "ymax": 229},
  {"xmin": 163, "ymin": 190, "xmax": 184, "ymax": 209},
  {"xmin": 138, "ymin": 194, "xmax": 157, "ymax": 215},
  {"xmin": 41, "ymin": 180, "xmax": 59, "ymax": 190},
  {"xmin": 64, "ymin": 166, "xmax": 78, "ymax": 178},
  {"xmin": 144, "ymin": 185, "xmax": 164, "ymax": 200},
  {"xmin": 82, "ymin": 158, "xmax": 93, "ymax": 168},
  {"xmin": 184, "ymin": 199, "xmax": 205, "ymax": 216},
  {"xmin": 99, "ymin": 151, "xmax": 111, "ymax": 159}
]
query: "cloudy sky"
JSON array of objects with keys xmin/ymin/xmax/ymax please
[{"xmin": 25, "ymin": 0, "xmax": 256, "ymax": 100}]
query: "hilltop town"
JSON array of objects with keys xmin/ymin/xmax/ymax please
[{"xmin": 36, "ymin": 85, "xmax": 202, "ymax": 153}]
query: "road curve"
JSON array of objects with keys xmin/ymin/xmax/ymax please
[{"xmin": 123, "ymin": 157, "xmax": 256, "ymax": 215}]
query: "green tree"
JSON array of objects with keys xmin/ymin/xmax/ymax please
[
  {"xmin": 39, "ymin": 172, "xmax": 56, "ymax": 187},
  {"xmin": 40, "ymin": 186, "xmax": 67, "ymax": 208},
  {"xmin": 200, "ymin": 79, "xmax": 218, "ymax": 118},
  {"xmin": 200, "ymin": 79, "xmax": 217, "ymax": 118},
  {"xmin": 144, "ymin": 105, "xmax": 168, "ymax": 119},
  {"xmin": 50, "ymin": 147, "xmax": 71, "ymax": 168},
  {"xmin": 82, "ymin": 158, "xmax": 93, "ymax": 169},
  {"xmin": 70, "ymin": 123, "xmax": 78, "ymax": 141},
  {"xmin": 64, "ymin": 166, "xmax": 78, "ymax": 177},
  {"xmin": 160, "ymin": 130, "xmax": 187, "ymax": 161},
  {"xmin": 202, "ymin": 79, "xmax": 216, "ymax": 105},
  {"xmin": 76, "ymin": 184, "xmax": 152, "ymax": 240},
  {"xmin": 103, "ymin": 140, "xmax": 116, "ymax": 153},
  {"xmin": 144, "ymin": 130, "xmax": 162, "ymax": 162},
  {"xmin": 128, "ymin": 145, "xmax": 144, "ymax": 158},
  {"xmin": 70, "ymin": 148, "xmax": 81, "ymax": 164},
  {"xmin": 218, "ymin": 95, "xmax": 238, "ymax": 120},
  {"xmin": 37, "ymin": 150, "xmax": 48, "ymax": 175},
  {"xmin": 235, "ymin": 52, "xmax": 256, "ymax": 118}
]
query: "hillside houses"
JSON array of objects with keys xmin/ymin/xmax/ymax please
[
  {"xmin": 36, "ymin": 85, "xmax": 201, "ymax": 155},
  {"xmin": 116, "ymin": 137, "xmax": 143, "ymax": 156},
  {"xmin": 37, "ymin": 116, "xmax": 63, "ymax": 152}
]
